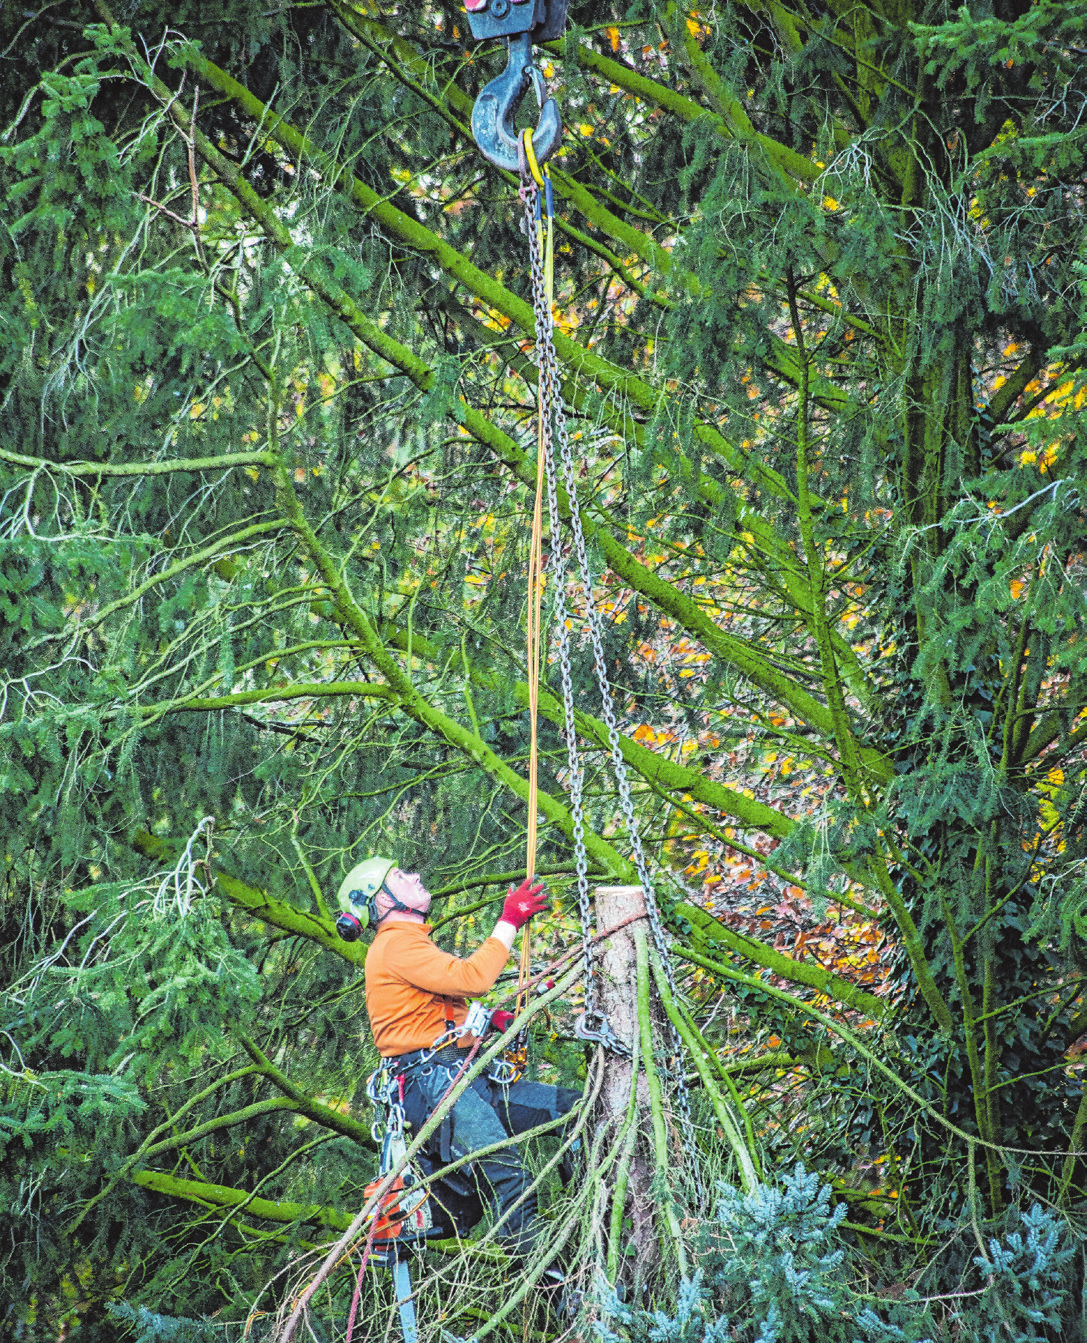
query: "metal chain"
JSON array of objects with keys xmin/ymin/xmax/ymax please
[
  {"xmin": 519, "ymin": 180, "xmax": 597, "ymax": 1023},
  {"xmin": 519, "ymin": 176, "xmax": 694, "ymax": 1142}
]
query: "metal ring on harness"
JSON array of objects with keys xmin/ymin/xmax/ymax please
[{"xmin": 485, "ymin": 1056, "xmax": 523, "ymax": 1086}]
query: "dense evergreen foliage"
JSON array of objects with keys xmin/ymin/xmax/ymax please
[{"xmin": 2, "ymin": 0, "xmax": 1086, "ymax": 1338}]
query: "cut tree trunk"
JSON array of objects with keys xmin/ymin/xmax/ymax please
[{"xmin": 594, "ymin": 884, "xmax": 658, "ymax": 1287}]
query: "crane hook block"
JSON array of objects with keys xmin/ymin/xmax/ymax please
[{"xmin": 464, "ymin": 0, "xmax": 570, "ymax": 172}]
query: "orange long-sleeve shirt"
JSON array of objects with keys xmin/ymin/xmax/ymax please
[{"xmin": 365, "ymin": 920, "xmax": 510, "ymax": 1057}]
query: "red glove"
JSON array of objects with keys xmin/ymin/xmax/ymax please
[
  {"xmin": 500, "ymin": 877, "xmax": 547, "ymax": 930},
  {"xmin": 490, "ymin": 1009, "xmax": 517, "ymax": 1034}
]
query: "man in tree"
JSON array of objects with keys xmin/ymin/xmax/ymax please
[{"xmin": 336, "ymin": 857, "xmax": 580, "ymax": 1262}]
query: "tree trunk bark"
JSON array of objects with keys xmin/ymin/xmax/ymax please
[{"xmin": 594, "ymin": 884, "xmax": 658, "ymax": 1289}]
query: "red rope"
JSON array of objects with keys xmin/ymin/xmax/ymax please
[{"xmin": 343, "ymin": 1232, "xmax": 374, "ymax": 1343}]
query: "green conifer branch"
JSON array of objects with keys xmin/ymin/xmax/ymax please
[
  {"xmin": 73, "ymin": 520, "xmax": 285, "ymax": 636},
  {"xmin": 179, "ymin": 46, "xmax": 875, "ymax": 716},
  {"xmin": 135, "ymin": 606, "xmax": 896, "ymax": 1021},
  {"xmin": 649, "ymin": 942, "xmax": 761, "ymax": 1189},
  {"xmin": 935, "ymin": 889, "xmax": 999, "ymax": 1172},
  {"xmin": 105, "ymin": 7, "xmax": 936, "ymax": 1032},
  {"xmin": 341, "ymin": 14, "xmax": 864, "ymax": 422},
  {"xmin": 786, "ymin": 272, "xmax": 867, "ymax": 800},
  {"xmin": 634, "ymin": 929, "xmax": 690, "ymax": 1274},
  {"xmin": 732, "ymin": 0, "xmax": 805, "ymax": 53},
  {"xmin": 130, "ymin": 831, "xmax": 367, "ymax": 965},
  {"xmin": 89, "ymin": 35, "xmax": 847, "ymax": 860},
  {"xmin": 129, "ymin": 1169, "xmax": 510, "ymax": 1260},
  {"xmin": 325, "ymin": 7, "xmax": 665, "ymax": 304},
  {"xmin": 1020, "ymin": 707, "xmax": 1087, "ymax": 766},
  {"xmin": 675, "ymin": 913, "xmax": 889, "ymax": 1020},
  {"xmin": 675, "ymin": 946, "xmax": 990, "ymax": 1148},
  {"xmin": 1058, "ymin": 1083, "xmax": 1087, "ymax": 1208},
  {"xmin": 381, "ymin": 623, "xmax": 907, "ymax": 1014},
  {"xmin": 66, "ymin": 1064, "xmax": 265, "ymax": 1235}
]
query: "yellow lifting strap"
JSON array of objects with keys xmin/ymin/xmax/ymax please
[{"xmin": 519, "ymin": 128, "xmax": 554, "ymax": 1021}]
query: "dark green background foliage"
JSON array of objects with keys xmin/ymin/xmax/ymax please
[{"xmin": 2, "ymin": 0, "xmax": 1086, "ymax": 1338}]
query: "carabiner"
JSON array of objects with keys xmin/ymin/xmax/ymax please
[
  {"xmin": 471, "ymin": 30, "xmax": 561, "ymax": 173},
  {"xmin": 574, "ymin": 1010, "xmax": 632, "ymax": 1059},
  {"xmin": 486, "ymin": 1057, "xmax": 524, "ymax": 1086}
]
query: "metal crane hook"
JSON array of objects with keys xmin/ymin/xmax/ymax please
[
  {"xmin": 470, "ymin": 31, "xmax": 560, "ymax": 172},
  {"xmin": 463, "ymin": 0, "xmax": 569, "ymax": 172}
]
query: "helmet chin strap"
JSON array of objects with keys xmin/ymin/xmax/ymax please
[{"xmin": 371, "ymin": 878, "xmax": 426, "ymax": 925}]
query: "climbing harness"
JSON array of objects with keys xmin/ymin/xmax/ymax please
[
  {"xmin": 465, "ymin": 0, "xmax": 570, "ymax": 171},
  {"xmin": 366, "ymin": 1003, "xmax": 493, "ymax": 1122},
  {"xmin": 517, "ymin": 137, "xmax": 695, "ymax": 1143},
  {"xmin": 354, "ymin": 1016, "xmax": 496, "ymax": 1343},
  {"xmin": 353, "ymin": 1000, "xmax": 501, "ymax": 1343}
]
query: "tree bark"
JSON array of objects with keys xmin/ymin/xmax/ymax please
[{"xmin": 594, "ymin": 884, "xmax": 659, "ymax": 1287}]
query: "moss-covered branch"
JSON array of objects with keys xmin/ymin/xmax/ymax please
[
  {"xmin": 0, "ymin": 445, "xmax": 275, "ymax": 476},
  {"xmin": 130, "ymin": 1168, "xmax": 354, "ymax": 1230},
  {"xmin": 240, "ymin": 1036, "xmax": 376, "ymax": 1147},
  {"xmin": 549, "ymin": 24, "xmax": 819, "ymax": 186},
  {"xmin": 128, "ymin": 1169, "xmax": 506, "ymax": 1259},
  {"xmin": 139, "ymin": 1097, "xmax": 300, "ymax": 1160},
  {"xmin": 157, "ymin": 681, "xmax": 397, "ymax": 714},
  {"xmin": 109, "ymin": 19, "xmax": 892, "ymax": 856},
  {"xmin": 382, "ymin": 626, "xmax": 802, "ymax": 840},
  {"xmin": 676, "ymin": 906, "xmax": 889, "ymax": 1020}
]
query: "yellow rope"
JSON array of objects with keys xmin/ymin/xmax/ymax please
[
  {"xmin": 519, "ymin": 130, "xmax": 553, "ymax": 1021},
  {"xmin": 522, "ymin": 350, "xmax": 545, "ymax": 1011},
  {"xmin": 521, "ymin": 125, "xmax": 546, "ymax": 186}
]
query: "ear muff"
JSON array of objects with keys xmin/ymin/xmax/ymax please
[{"xmin": 335, "ymin": 911, "xmax": 365, "ymax": 942}]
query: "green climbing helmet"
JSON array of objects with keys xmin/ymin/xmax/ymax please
[{"xmin": 335, "ymin": 856, "xmax": 397, "ymax": 942}]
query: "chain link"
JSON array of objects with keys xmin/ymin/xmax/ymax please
[
  {"xmin": 519, "ymin": 181, "xmax": 598, "ymax": 1022},
  {"xmin": 519, "ymin": 178, "xmax": 694, "ymax": 1145}
]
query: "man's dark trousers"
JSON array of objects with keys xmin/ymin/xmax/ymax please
[{"xmin": 400, "ymin": 1052, "xmax": 580, "ymax": 1255}]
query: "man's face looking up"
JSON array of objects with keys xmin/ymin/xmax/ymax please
[{"xmin": 385, "ymin": 868, "xmax": 432, "ymax": 916}]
